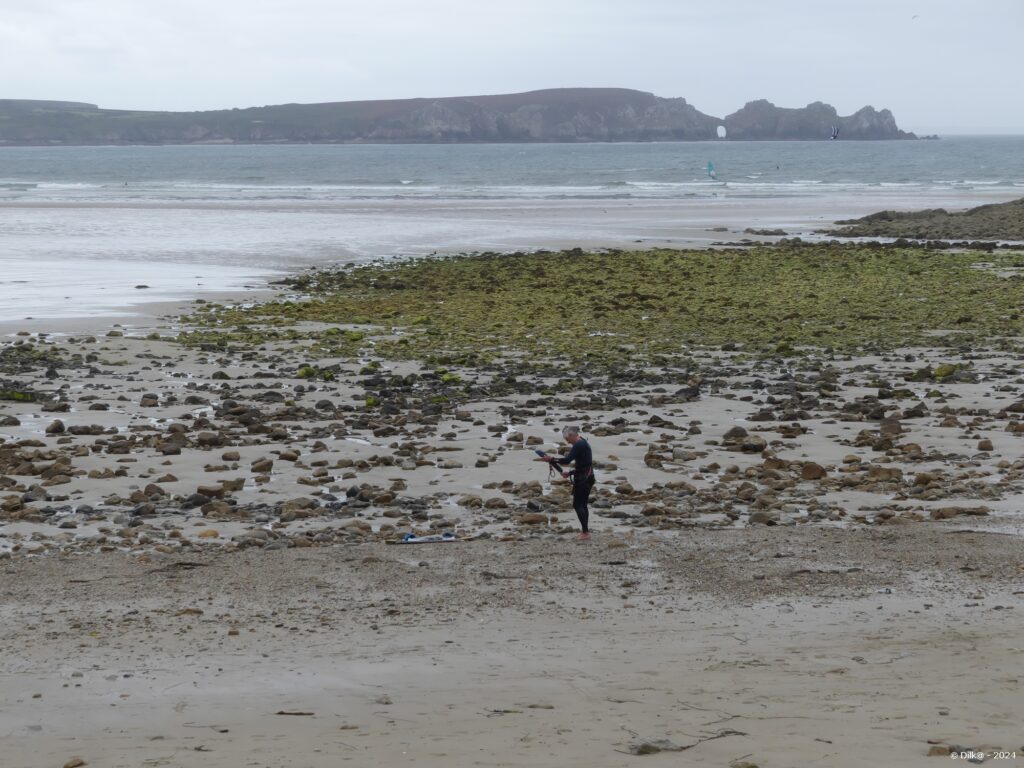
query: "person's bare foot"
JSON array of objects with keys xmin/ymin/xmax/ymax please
[{"xmin": 576, "ymin": 532, "xmax": 591, "ymax": 541}]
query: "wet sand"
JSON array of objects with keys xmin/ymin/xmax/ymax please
[{"xmin": 3, "ymin": 528, "xmax": 1022, "ymax": 768}]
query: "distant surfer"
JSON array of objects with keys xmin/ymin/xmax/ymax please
[
  {"xmin": 707, "ymin": 161, "xmax": 717, "ymax": 180},
  {"xmin": 540, "ymin": 426, "xmax": 596, "ymax": 540}
]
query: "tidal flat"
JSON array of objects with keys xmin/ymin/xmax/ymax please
[{"xmin": 2, "ymin": 242, "xmax": 1023, "ymax": 767}]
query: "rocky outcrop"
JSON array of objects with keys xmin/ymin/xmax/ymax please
[
  {"xmin": 829, "ymin": 197, "xmax": 1024, "ymax": 240},
  {"xmin": 0, "ymin": 90, "xmax": 915, "ymax": 145},
  {"xmin": 724, "ymin": 100, "xmax": 915, "ymax": 140}
]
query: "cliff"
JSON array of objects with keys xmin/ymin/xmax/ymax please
[
  {"xmin": 724, "ymin": 100, "xmax": 914, "ymax": 140},
  {"xmin": 0, "ymin": 89, "xmax": 916, "ymax": 145}
]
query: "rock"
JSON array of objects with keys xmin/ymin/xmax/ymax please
[
  {"xmin": 438, "ymin": 459, "xmax": 464, "ymax": 469},
  {"xmin": 867, "ymin": 466, "xmax": 903, "ymax": 482},
  {"xmin": 63, "ymin": 759, "xmax": 87, "ymax": 768},
  {"xmin": 977, "ymin": 438, "xmax": 994, "ymax": 451},
  {"xmin": 748, "ymin": 510, "xmax": 778, "ymax": 525},
  {"xmin": 801, "ymin": 462, "xmax": 827, "ymax": 481},
  {"xmin": 182, "ymin": 494, "xmax": 210, "ymax": 510},
  {"xmin": 139, "ymin": 394, "xmax": 159, "ymax": 407},
  {"xmin": 197, "ymin": 529, "xmax": 219, "ymax": 538},
  {"xmin": 45, "ymin": 419, "xmax": 65, "ymax": 434},
  {"xmin": 222, "ymin": 451, "xmax": 241, "ymax": 462},
  {"xmin": 738, "ymin": 435, "xmax": 767, "ymax": 453},
  {"xmin": 251, "ymin": 458, "xmax": 274, "ymax": 473},
  {"xmin": 518, "ymin": 513, "xmax": 548, "ymax": 525},
  {"xmin": 644, "ymin": 452, "xmax": 663, "ymax": 469},
  {"xmin": 263, "ymin": 539, "xmax": 293, "ymax": 550},
  {"xmin": 930, "ymin": 506, "xmax": 989, "ymax": 520},
  {"xmin": 201, "ymin": 500, "xmax": 238, "ymax": 518},
  {"xmin": 196, "ymin": 432, "xmax": 224, "ymax": 448},
  {"xmin": 879, "ymin": 417, "xmax": 902, "ymax": 435}
]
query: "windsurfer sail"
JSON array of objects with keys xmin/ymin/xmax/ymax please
[
  {"xmin": 830, "ymin": 125, "xmax": 839, "ymax": 140},
  {"xmin": 707, "ymin": 161, "xmax": 716, "ymax": 179}
]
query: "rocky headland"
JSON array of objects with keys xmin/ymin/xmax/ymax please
[{"xmin": 0, "ymin": 89, "xmax": 915, "ymax": 145}]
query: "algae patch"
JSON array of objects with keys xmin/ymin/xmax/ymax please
[{"xmin": 178, "ymin": 246, "xmax": 1024, "ymax": 361}]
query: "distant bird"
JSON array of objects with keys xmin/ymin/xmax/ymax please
[{"xmin": 912, "ymin": 14, "xmax": 919, "ymax": 19}]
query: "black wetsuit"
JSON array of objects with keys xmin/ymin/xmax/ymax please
[{"xmin": 554, "ymin": 438, "xmax": 595, "ymax": 533}]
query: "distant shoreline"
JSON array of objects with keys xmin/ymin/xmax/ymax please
[
  {"xmin": 0, "ymin": 137, "xmax": 928, "ymax": 148},
  {"xmin": 0, "ymin": 88, "xmax": 917, "ymax": 144}
]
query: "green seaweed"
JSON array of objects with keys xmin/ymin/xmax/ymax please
[
  {"xmin": 176, "ymin": 245, "xmax": 1024, "ymax": 364},
  {"xmin": 0, "ymin": 389, "xmax": 35, "ymax": 402}
]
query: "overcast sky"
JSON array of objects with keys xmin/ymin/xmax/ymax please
[{"xmin": 2, "ymin": 0, "xmax": 1020, "ymax": 134}]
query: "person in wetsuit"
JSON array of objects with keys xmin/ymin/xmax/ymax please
[{"xmin": 545, "ymin": 426, "xmax": 596, "ymax": 540}]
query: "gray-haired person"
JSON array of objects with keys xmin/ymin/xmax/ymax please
[{"xmin": 543, "ymin": 426, "xmax": 596, "ymax": 540}]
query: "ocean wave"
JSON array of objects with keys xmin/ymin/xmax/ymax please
[{"xmin": 36, "ymin": 182, "xmax": 103, "ymax": 189}]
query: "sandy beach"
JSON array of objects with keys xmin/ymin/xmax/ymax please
[
  {"xmin": 3, "ymin": 529, "xmax": 1021, "ymax": 767},
  {"xmin": 3, "ymin": 197, "xmax": 1024, "ymax": 766}
]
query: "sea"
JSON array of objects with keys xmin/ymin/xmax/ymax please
[{"xmin": 1, "ymin": 137, "xmax": 1022, "ymax": 323}]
